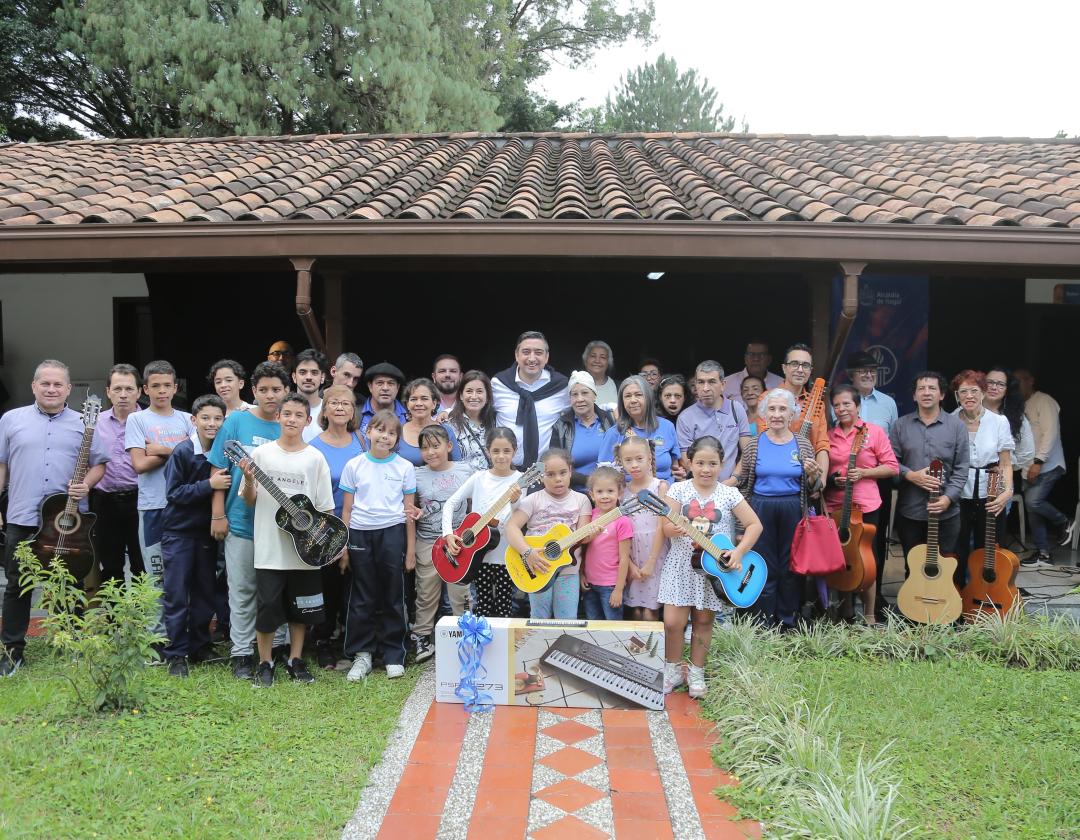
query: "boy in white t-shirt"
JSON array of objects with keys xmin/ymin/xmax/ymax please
[
  {"xmin": 240, "ymin": 394, "xmax": 335, "ymax": 687},
  {"xmin": 339, "ymin": 409, "xmax": 416, "ymax": 681}
]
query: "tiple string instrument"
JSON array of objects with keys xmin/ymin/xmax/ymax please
[
  {"xmin": 27, "ymin": 395, "xmax": 101, "ymax": 582},
  {"xmin": 432, "ymin": 462, "xmax": 545, "ymax": 585},
  {"xmin": 505, "ymin": 496, "xmax": 642, "ymax": 594},
  {"xmin": 896, "ymin": 459, "xmax": 963, "ymax": 624},
  {"xmin": 961, "ymin": 467, "xmax": 1021, "ymax": 619},
  {"xmin": 825, "ymin": 424, "xmax": 877, "ymax": 594}
]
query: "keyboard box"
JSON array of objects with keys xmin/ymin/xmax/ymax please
[{"xmin": 434, "ymin": 617, "xmax": 665, "ymax": 710}]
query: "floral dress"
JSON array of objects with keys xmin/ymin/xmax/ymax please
[
  {"xmin": 623, "ymin": 477, "xmax": 669, "ymax": 609},
  {"xmin": 657, "ymin": 480, "xmax": 742, "ymax": 612}
]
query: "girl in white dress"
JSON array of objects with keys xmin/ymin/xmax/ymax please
[{"xmin": 659, "ymin": 436, "xmax": 762, "ymax": 698}]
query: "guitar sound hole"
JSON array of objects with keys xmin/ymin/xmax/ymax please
[
  {"xmin": 292, "ymin": 511, "xmax": 313, "ymax": 531},
  {"xmin": 462, "ymin": 531, "xmax": 475, "ymax": 548},
  {"xmin": 924, "ymin": 563, "xmax": 940, "ymax": 579},
  {"xmin": 838, "ymin": 527, "xmax": 851, "ymax": 543},
  {"xmin": 56, "ymin": 513, "xmax": 79, "ymax": 534},
  {"xmin": 983, "ymin": 569, "xmax": 997, "ymax": 583},
  {"xmin": 544, "ymin": 543, "xmax": 561, "ymax": 561}
]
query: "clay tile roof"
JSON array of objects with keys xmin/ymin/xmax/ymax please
[{"xmin": 0, "ymin": 133, "xmax": 1077, "ymax": 228}]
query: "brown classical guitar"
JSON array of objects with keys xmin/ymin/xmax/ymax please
[
  {"xmin": 961, "ymin": 468, "xmax": 1021, "ymax": 619},
  {"xmin": 26, "ymin": 396, "xmax": 101, "ymax": 582},
  {"xmin": 825, "ymin": 424, "xmax": 877, "ymax": 593},
  {"xmin": 896, "ymin": 459, "xmax": 962, "ymax": 624}
]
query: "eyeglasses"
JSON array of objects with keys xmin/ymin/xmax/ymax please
[
  {"xmin": 326, "ymin": 400, "xmax": 355, "ymax": 409},
  {"xmin": 784, "ymin": 360, "xmax": 812, "ymax": 370},
  {"xmin": 268, "ymin": 350, "xmax": 291, "ymax": 358},
  {"xmin": 956, "ymin": 388, "xmax": 982, "ymax": 398},
  {"xmin": 985, "ymin": 379, "xmax": 1007, "ymax": 389}
]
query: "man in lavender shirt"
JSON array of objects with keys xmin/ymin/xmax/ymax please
[
  {"xmin": 91, "ymin": 363, "xmax": 144, "ymax": 585},
  {"xmin": 677, "ymin": 360, "xmax": 752, "ymax": 482},
  {"xmin": 0, "ymin": 359, "xmax": 109, "ymax": 676}
]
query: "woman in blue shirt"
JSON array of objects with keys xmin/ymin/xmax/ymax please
[
  {"xmin": 308, "ymin": 384, "xmax": 368, "ymax": 668},
  {"xmin": 735, "ymin": 388, "xmax": 823, "ymax": 629},
  {"xmin": 598, "ymin": 375, "xmax": 682, "ymax": 481},
  {"xmin": 549, "ymin": 370, "xmax": 615, "ymax": 492}
]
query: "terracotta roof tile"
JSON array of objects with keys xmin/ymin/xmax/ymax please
[{"xmin": 0, "ymin": 133, "xmax": 1077, "ymax": 228}]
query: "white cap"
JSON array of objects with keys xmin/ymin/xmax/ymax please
[{"xmin": 568, "ymin": 370, "xmax": 598, "ymax": 395}]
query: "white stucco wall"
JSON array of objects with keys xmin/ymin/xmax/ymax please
[{"xmin": 0, "ymin": 272, "xmax": 148, "ymax": 407}]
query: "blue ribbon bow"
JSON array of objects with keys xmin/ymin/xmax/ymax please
[{"xmin": 455, "ymin": 612, "xmax": 495, "ymax": 713}]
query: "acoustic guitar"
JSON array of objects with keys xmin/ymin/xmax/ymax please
[
  {"xmin": 222, "ymin": 440, "xmax": 349, "ymax": 568},
  {"xmin": 27, "ymin": 395, "xmax": 101, "ymax": 582},
  {"xmin": 961, "ymin": 467, "xmax": 1021, "ymax": 619},
  {"xmin": 505, "ymin": 496, "xmax": 642, "ymax": 593},
  {"xmin": 431, "ymin": 462, "xmax": 545, "ymax": 584},
  {"xmin": 896, "ymin": 459, "xmax": 962, "ymax": 624},
  {"xmin": 825, "ymin": 424, "xmax": 877, "ymax": 593},
  {"xmin": 636, "ymin": 489, "xmax": 768, "ymax": 609}
]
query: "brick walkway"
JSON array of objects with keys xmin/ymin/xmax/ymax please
[{"xmin": 346, "ymin": 669, "xmax": 760, "ymax": 840}]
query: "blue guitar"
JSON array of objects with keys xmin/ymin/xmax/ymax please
[{"xmin": 636, "ymin": 489, "xmax": 768, "ymax": 609}]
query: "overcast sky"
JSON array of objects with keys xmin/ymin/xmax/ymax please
[{"xmin": 539, "ymin": 0, "xmax": 1077, "ymax": 138}]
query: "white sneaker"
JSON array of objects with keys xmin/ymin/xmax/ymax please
[
  {"xmin": 687, "ymin": 664, "xmax": 706, "ymax": 699},
  {"xmin": 347, "ymin": 652, "xmax": 373, "ymax": 682},
  {"xmin": 386, "ymin": 663, "xmax": 405, "ymax": 679},
  {"xmin": 663, "ymin": 661, "xmax": 686, "ymax": 694}
]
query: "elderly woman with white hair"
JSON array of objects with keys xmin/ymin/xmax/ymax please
[
  {"xmin": 598, "ymin": 375, "xmax": 683, "ymax": 482},
  {"xmin": 736, "ymin": 387, "xmax": 824, "ymax": 630},
  {"xmin": 582, "ymin": 340, "xmax": 619, "ymax": 410},
  {"xmin": 549, "ymin": 370, "xmax": 617, "ymax": 492}
]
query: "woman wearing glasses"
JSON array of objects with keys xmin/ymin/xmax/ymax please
[
  {"xmin": 308, "ymin": 384, "xmax": 368, "ymax": 669},
  {"xmin": 952, "ymin": 370, "xmax": 1014, "ymax": 587}
]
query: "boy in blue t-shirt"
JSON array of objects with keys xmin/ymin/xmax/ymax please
[
  {"xmin": 207, "ymin": 361, "xmax": 288, "ymax": 679},
  {"xmin": 124, "ymin": 360, "xmax": 194, "ymax": 637}
]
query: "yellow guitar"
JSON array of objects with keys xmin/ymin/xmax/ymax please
[{"xmin": 505, "ymin": 496, "xmax": 642, "ymax": 593}]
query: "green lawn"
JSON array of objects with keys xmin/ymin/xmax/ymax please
[
  {"xmin": 0, "ymin": 640, "xmax": 417, "ymax": 840},
  {"xmin": 787, "ymin": 659, "xmax": 1080, "ymax": 839}
]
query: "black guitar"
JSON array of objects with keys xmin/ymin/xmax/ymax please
[
  {"xmin": 222, "ymin": 440, "xmax": 349, "ymax": 568},
  {"xmin": 27, "ymin": 396, "xmax": 101, "ymax": 581}
]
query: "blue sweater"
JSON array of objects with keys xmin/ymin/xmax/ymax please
[{"xmin": 162, "ymin": 438, "xmax": 214, "ymax": 534}]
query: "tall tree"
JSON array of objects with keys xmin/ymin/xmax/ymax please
[
  {"xmin": 1, "ymin": 0, "xmax": 654, "ymax": 138},
  {"xmin": 600, "ymin": 52, "xmax": 740, "ymax": 133}
]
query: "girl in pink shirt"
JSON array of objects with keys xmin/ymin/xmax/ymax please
[{"xmin": 581, "ymin": 465, "xmax": 633, "ymax": 620}]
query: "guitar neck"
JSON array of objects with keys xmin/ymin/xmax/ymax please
[
  {"xmin": 926, "ymin": 488, "xmax": 941, "ymax": 563},
  {"xmin": 473, "ymin": 480, "xmax": 522, "ymax": 532},
  {"xmin": 558, "ymin": 507, "xmax": 622, "ymax": 552},
  {"xmin": 244, "ymin": 458, "xmax": 299, "ymax": 515},
  {"xmin": 63, "ymin": 426, "xmax": 96, "ymax": 515},
  {"xmin": 983, "ymin": 485, "xmax": 998, "ymax": 570},
  {"xmin": 662, "ymin": 509, "xmax": 722, "ymax": 561},
  {"xmin": 840, "ymin": 432, "xmax": 863, "ymax": 528}
]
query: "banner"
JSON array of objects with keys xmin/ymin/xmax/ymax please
[{"xmin": 831, "ymin": 274, "xmax": 928, "ymax": 415}]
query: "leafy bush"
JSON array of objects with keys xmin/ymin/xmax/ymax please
[{"xmin": 17, "ymin": 541, "xmax": 164, "ymax": 712}]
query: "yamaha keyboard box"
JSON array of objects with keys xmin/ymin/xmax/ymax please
[{"xmin": 434, "ymin": 617, "xmax": 665, "ymax": 710}]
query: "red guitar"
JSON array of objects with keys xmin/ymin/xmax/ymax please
[{"xmin": 432, "ymin": 463, "xmax": 544, "ymax": 584}]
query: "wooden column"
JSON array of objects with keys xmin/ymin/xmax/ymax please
[
  {"xmin": 290, "ymin": 256, "xmax": 327, "ymax": 355},
  {"xmin": 321, "ymin": 270, "xmax": 346, "ymax": 361},
  {"xmin": 807, "ymin": 271, "xmax": 833, "ymax": 373},
  {"xmin": 823, "ymin": 261, "xmax": 866, "ymax": 384}
]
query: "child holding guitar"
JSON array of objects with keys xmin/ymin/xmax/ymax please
[
  {"xmin": 616, "ymin": 435, "xmax": 669, "ymax": 622},
  {"xmin": 580, "ymin": 465, "xmax": 635, "ymax": 620},
  {"xmin": 659, "ymin": 436, "xmax": 763, "ymax": 699},
  {"xmin": 440, "ymin": 428, "xmax": 526, "ymax": 617},
  {"xmin": 504, "ymin": 448, "xmax": 591, "ymax": 619},
  {"xmin": 240, "ymin": 394, "xmax": 336, "ymax": 687}
]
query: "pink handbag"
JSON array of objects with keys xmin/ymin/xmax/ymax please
[{"xmin": 790, "ymin": 497, "xmax": 845, "ymax": 576}]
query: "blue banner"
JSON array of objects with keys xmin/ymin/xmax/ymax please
[{"xmin": 831, "ymin": 274, "xmax": 928, "ymax": 415}]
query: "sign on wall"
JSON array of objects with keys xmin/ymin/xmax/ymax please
[{"xmin": 830, "ymin": 274, "xmax": 929, "ymax": 415}]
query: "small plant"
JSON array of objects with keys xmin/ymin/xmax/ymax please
[{"xmin": 17, "ymin": 541, "xmax": 164, "ymax": 712}]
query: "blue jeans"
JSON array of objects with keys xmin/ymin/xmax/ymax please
[
  {"xmin": 583, "ymin": 584, "xmax": 623, "ymax": 620},
  {"xmin": 1024, "ymin": 465, "xmax": 1067, "ymax": 552},
  {"xmin": 528, "ymin": 570, "xmax": 581, "ymax": 619}
]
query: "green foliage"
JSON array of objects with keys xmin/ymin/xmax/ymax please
[
  {"xmin": 702, "ymin": 616, "xmax": 1080, "ymax": 838},
  {"xmin": 0, "ymin": 638, "xmax": 418, "ymax": 838},
  {"xmin": 2, "ymin": 0, "xmax": 654, "ymax": 137},
  {"xmin": 599, "ymin": 52, "xmax": 742, "ymax": 133},
  {"xmin": 16, "ymin": 541, "xmax": 164, "ymax": 712}
]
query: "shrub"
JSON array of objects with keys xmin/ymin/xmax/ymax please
[{"xmin": 17, "ymin": 541, "xmax": 164, "ymax": 712}]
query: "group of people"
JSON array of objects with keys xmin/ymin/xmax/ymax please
[{"xmin": 0, "ymin": 333, "xmax": 1071, "ymax": 700}]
